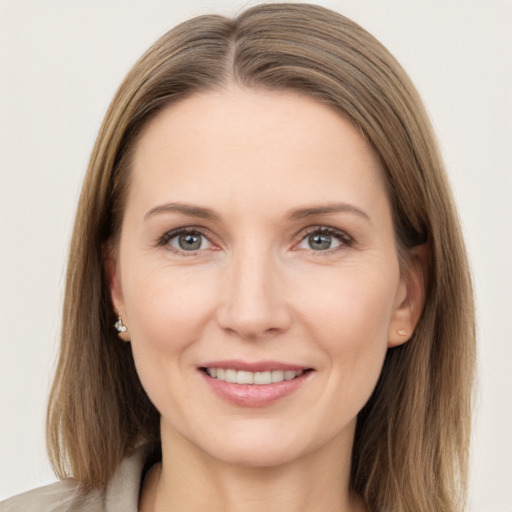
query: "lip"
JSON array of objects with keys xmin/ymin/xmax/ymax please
[
  {"xmin": 200, "ymin": 360, "xmax": 309, "ymax": 372},
  {"xmin": 199, "ymin": 360, "xmax": 314, "ymax": 407}
]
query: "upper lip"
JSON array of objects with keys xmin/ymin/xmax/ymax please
[{"xmin": 200, "ymin": 360, "xmax": 312, "ymax": 372}]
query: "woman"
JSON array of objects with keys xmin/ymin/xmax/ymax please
[{"xmin": 1, "ymin": 3, "xmax": 475, "ymax": 511}]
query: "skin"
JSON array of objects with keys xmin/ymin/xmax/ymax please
[{"xmin": 109, "ymin": 86, "xmax": 425, "ymax": 512}]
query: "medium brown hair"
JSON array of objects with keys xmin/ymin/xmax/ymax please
[{"xmin": 47, "ymin": 4, "xmax": 475, "ymax": 511}]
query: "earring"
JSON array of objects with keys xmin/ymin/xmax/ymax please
[
  {"xmin": 397, "ymin": 329, "xmax": 407, "ymax": 336},
  {"xmin": 114, "ymin": 316, "xmax": 127, "ymax": 333}
]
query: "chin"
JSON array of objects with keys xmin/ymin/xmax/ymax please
[
  {"xmin": 206, "ymin": 439, "xmax": 310, "ymax": 468},
  {"xmin": 169, "ymin": 415, "xmax": 353, "ymax": 470}
]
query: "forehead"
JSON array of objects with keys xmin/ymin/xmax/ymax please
[{"xmin": 128, "ymin": 86, "xmax": 389, "ymax": 219}]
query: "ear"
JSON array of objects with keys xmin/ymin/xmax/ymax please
[
  {"xmin": 104, "ymin": 243, "xmax": 130, "ymax": 342},
  {"xmin": 388, "ymin": 243, "xmax": 429, "ymax": 347}
]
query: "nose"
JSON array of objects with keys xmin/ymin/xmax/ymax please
[{"xmin": 216, "ymin": 247, "xmax": 291, "ymax": 341}]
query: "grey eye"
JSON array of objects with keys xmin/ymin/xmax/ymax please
[
  {"xmin": 180, "ymin": 233, "xmax": 202, "ymax": 250},
  {"xmin": 297, "ymin": 230, "xmax": 344, "ymax": 251},
  {"xmin": 308, "ymin": 233, "xmax": 334, "ymax": 250},
  {"xmin": 169, "ymin": 232, "xmax": 209, "ymax": 251}
]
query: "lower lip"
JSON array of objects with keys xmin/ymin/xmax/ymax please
[{"xmin": 201, "ymin": 371, "xmax": 312, "ymax": 407}]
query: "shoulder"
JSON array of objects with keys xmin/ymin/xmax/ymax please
[
  {"xmin": 0, "ymin": 444, "xmax": 152, "ymax": 512},
  {"xmin": 0, "ymin": 479, "xmax": 102, "ymax": 512}
]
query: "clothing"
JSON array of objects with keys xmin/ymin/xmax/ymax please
[{"xmin": 0, "ymin": 447, "xmax": 149, "ymax": 512}]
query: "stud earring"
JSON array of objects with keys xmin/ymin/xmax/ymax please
[
  {"xmin": 114, "ymin": 316, "xmax": 127, "ymax": 333},
  {"xmin": 397, "ymin": 329, "xmax": 407, "ymax": 336}
]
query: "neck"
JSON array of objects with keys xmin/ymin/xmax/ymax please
[{"xmin": 142, "ymin": 423, "xmax": 366, "ymax": 512}]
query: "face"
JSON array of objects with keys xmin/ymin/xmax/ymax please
[{"xmin": 110, "ymin": 87, "xmax": 420, "ymax": 468}]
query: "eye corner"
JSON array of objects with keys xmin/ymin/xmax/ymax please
[
  {"xmin": 293, "ymin": 225, "xmax": 354, "ymax": 254},
  {"xmin": 156, "ymin": 226, "xmax": 218, "ymax": 255}
]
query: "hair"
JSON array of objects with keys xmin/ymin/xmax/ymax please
[{"xmin": 46, "ymin": 3, "xmax": 475, "ymax": 511}]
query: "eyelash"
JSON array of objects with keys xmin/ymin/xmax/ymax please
[
  {"xmin": 157, "ymin": 227, "xmax": 213, "ymax": 255},
  {"xmin": 156, "ymin": 225, "xmax": 354, "ymax": 256},
  {"xmin": 296, "ymin": 226, "xmax": 354, "ymax": 254}
]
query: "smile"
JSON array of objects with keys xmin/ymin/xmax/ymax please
[
  {"xmin": 199, "ymin": 363, "xmax": 314, "ymax": 407},
  {"xmin": 205, "ymin": 368, "xmax": 304, "ymax": 385}
]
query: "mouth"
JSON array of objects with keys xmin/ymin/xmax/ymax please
[
  {"xmin": 199, "ymin": 362, "xmax": 314, "ymax": 407},
  {"xmin": 201, "ymin": 367, "xmax": 311, "ymax": 385}
]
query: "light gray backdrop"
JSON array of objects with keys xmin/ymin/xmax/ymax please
[{"xmin": 1, "ymin": 1, "xmax": 511, "ymax": 510}]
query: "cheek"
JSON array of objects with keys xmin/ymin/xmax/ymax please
[
  {"xmin": 297, "ymin": 265, "xmax": 398, "ymax": 394},
  {"xmin": 123, "ymin": 262, "xmax": 217, "ymax": 353},
  {"xmin": 121, "ymin": 265, "xmax": 220, "ymax": 420},
  {"xmin": 299, "ymin": 263, "xmax": 398, "ymax": 342}
]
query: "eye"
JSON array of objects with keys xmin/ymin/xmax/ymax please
[
  {"xmin": 159, "ymin": 228, "xmax": 213, "ymax": 253},
  {"xmin": 296, "ymin": 227, "xmax": 351, "ymax": 252}
]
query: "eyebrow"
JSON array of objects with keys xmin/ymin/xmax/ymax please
[
  {"xmin": 286, "ymin": 202, "xmax": 371, "ymax": 222},
  {"xmin": 144, "ymin": 201, "xmax": 370, "ymax": 223},
  {"xmin": 144, "ymin": 202, "xmax": 220, "ymax": 221}
]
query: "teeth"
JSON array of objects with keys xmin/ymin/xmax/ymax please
[
  {"xmin": 271, "ymin": 370, "xmax": 284, "ymax": 383},
  {"xmin": 254, "ymin": 371, "xmax": 271, "ymax": 385},
  {"xmin": 206, "ymin": 368, "xmax": 304, "ymax": 384},
  {"xmin": 237, "ymin": 371, "xmax": 254, "ymax": 384},
  {"xmin": 225, "ymin": 369, "xmax": 237, "ymax": 383}
]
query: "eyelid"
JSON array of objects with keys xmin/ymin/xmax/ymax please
[
  {"xmin": 157, "ymin": 226, "xmax": 218, "ymax": 255},
  {"xmin": 293, "ymin": 225, "xmax": 354, "ymax": 252},
  {"xmin": 156, "ymin": 224, "xmax": 354, "ymax": 256}
]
